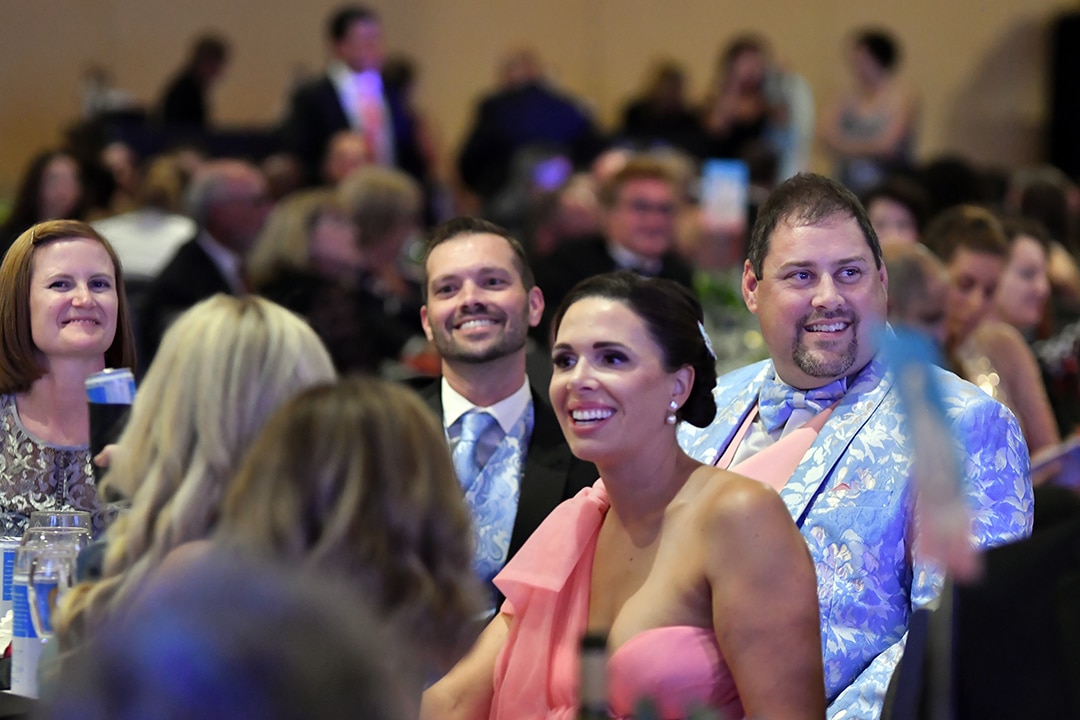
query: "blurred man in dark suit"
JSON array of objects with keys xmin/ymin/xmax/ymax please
[{"xmin": 281, "ymin": 5, "xmax": 428, "ymax": 188}]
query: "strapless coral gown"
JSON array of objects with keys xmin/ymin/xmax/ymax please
[{"xmin": 490, "ymin": 481, "xmax": 744, "ymax": 720}]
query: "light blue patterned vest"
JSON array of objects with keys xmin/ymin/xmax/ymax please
[{"xmin": 460, "ymin": 400, "xmax": 534, "ymax": 605}]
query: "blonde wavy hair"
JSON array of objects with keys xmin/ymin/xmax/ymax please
[
  {"xmin": 244, "ymin": 188, "xmax": 341, "ymax": 289},
  {"xmin": 56, "ymin": 294, "xmax": 336, "ymax": 640},
  {"xmin": 336, "ymin": 165, "xmax": 420, "ymax": 251},
  {"xmin": 216, "ymin": 375, "xmax": 482, "ymax": 670}
]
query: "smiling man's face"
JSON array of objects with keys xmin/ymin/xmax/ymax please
[
  {"xmin": 421, "ymin": 232, "xmax": 543, "ymax": 365},
  {"xmin": 743, "ymin": 213, "xmax": 888, "ymax": 389}
]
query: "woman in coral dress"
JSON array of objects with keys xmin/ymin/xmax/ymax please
[{"xmin": 423, "ymin": 272, "xmax": 824, "ymax": 720}]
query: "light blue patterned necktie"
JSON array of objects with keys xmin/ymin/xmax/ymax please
[{"xmin": 453, "ymin": 411, "xmax": 497, "ymax": 491}]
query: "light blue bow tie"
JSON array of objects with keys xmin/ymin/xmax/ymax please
[{"xmin": 758, "ymin": 375, "xmax": 847, "ymax": 433}]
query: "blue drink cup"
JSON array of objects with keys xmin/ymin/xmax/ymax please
[
  {"xmin": 85, "ymin": 368, "xmax": 136, "ymax": 484},
  {"xmin": 85, "ymin": 368, "xmax": 136, "ymax": 405}
]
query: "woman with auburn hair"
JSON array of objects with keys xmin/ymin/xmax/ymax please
[
  {"xmin": 216, "ymin": 375, "xmax": 483, "ymax": 676},
  {"xmin": 55, "ymin": 294, "xmax": 335, "ymax": 641},
  {"xmin": 926, "ymin": 206, "xmax": 1061, "ymax": 459},
  {"xmin": 0, "ymin": 219, "xmax": 136, "ymax": 536}
]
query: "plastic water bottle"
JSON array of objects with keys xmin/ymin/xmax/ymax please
[{"xmin": 10, "ymin": 543, "xmax": 43, "ymax": 698}]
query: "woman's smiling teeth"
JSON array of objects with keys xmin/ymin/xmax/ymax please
[{"xmin": 571, "ymin": 408, "xmax": 614, "ymax": 423}]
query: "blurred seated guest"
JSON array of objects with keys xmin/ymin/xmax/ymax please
[
  {"xmin": 137, "ymin": 159, "xmax": 270, "ymax": 369},
  {"xmin": 422, "ymin": 272, "xmax": 825, "ymax": 719},
  {"xmin": 524, "ymin": 172, "xmax": 603, "ymax": 261},
  {"xmin": 216, "ymin": 376, "xmax": 483, "ymax": 676},
  {"xmin": 261, "ymin": 152, "xmax": 305, "ymax": 203},
  {"xmin": 992, "ymin": 217, "xmax": 1052, "ymax": 339},
  {"xmin": 55, "ymin": 294, "xmax": 335, "ymax": 643},
  {"xmin": 91, "ymin": 153, "xmax": 196, "ymax": 285},
  {"xmin": 819, "ymin": 28, "xmax": 918, "ymax": 194},
  {"xmin": 338, "ymin": 165, "xmax": 426, "ymax": 331},
  {"xmin": 700, "ymin": 35, "xmax": 779, "ymax": 168},
  {"xmin": 46, "ymin": 556, "xmax": 414, "ymax": 720},
  {"xmin": 157, "ymin": 33, "xmax": 231, "ymax": 129},
  {"xmin": 883, "ymin": 242, "xmax": 950, "ymax": 347},
  {"xmin": 0, "ymin": 220, "xmax": 136, "ymax": 537},
  {"xmin": 522, "ymin": 148, "xmax": 636, "ymax": 259},
  {"xmin": 247, "ymin": 190, "xmax": 343, "ymax": 291},
  {"xmin": 861, "ymin": 174, "xmax": 930, "ymax": 246},
  {"xmin": 252, "ymin": 191, "xmax": 421, "ymax": 374},
  {"xmin": 1006, "ymin": 165, "xmax": 1080, "ymax": 325},
  {"xmin": 323, "ymin": 129, "xmax": 371, "ymax": 186},
  {"xmin": 0, "ymin": 150, "xmax": 86, "ymax": 256},
  {"xmin": 917, "ymin": 154, "xmax": 992, "ymax": 220},
  {"xmin": 535, "ymin": 155, "xmax": 695, "ymax": 343},
  {"xmin": 457, "ymin": 46, "xmax": 602, "ymax": 211},
  {"xmin": 618, "ymin": 60, "xmax": 704, "ymax": 156},
  {"xmin": 97, "ymin": 141, "xmax": 141, "ymax": 217},
  {"xmin": 993, "ymin": 216, "xmax": 1080, "ymax": 439},
  {"xmin": 926, "ymin": 205, "xmax": 1061, "ymax": 458}
]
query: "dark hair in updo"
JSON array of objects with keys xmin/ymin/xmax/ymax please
[{"xmin": 550, "ymin": 271, "xmax": 718, "ymax": 428}]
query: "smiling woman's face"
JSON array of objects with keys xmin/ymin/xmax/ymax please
[
  {"xmin": 29, "ymin": 237, "xmax": 118, "ymax": 363},
  {"xmin": 549, "ymin": 296, "xmax": 687, "ymax": 467}
]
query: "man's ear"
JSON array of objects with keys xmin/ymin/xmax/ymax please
[
  {"xmin": 527, "ymin": 286, "xmax": 545, "ymax": 328},
  {"xmin": 742, "ymin": 259, "xmax": 760, "ymax": 315},
  {"xmin": 420, "ymin": 305, "xmax": 434, "ymax": 342}
]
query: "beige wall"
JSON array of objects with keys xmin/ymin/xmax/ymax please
[{"xmin": 0, "ymin": 0, "xmax": 1071, "ymax": 197}]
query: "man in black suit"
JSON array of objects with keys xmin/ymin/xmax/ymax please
[
  {"xmin": 534, "ymin": 154, "xmax": 695, "ymax": 343},
  {"xmin": 280, "ymin": 5, "xmax": 427, "ymax": 187},
  {"xmin": 457, "ymin": 47, "xmax": 602, "ymax": 207},
  {"xmin": 137, "ymin": 159, "xmax": 269, "ymax": 370},
  {"xmin": 418, "ymin": 216, "xmax": 597, "ymax": 608}
]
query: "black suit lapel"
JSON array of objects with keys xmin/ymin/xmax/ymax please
[
  {"xmin": 317, "ymin": 77, "xmax": 351, "ymax": 133},
  {"xmin": 508, "ymin": 389, "xmax": 573, "ymax": 559}
]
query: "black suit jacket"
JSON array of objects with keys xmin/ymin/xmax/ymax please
[
  {"xmin": 418, "ymin": 380, "xmax": 597, "ymax": 564},
  {"xmin": 136, "ymin": 237, "xmax": 234, "ymax": 372},
  {"xmin": 457, "ymin": 81, "xmax": 602, "ymax": 200},
  {"xmin": 281, "ymin": 75, "xmax": 428, "ymax": 187}
]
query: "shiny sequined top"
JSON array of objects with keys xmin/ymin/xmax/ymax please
[{"xmin": 0, "ymin": 394, "xmax": 105, "ymax": 538}]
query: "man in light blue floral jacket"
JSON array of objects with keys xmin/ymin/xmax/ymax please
[{"xmin": 679, "ymin": 173, "xmax": 1033, "ymax": 719}]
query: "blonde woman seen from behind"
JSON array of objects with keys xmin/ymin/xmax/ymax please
[
  {"xmin": 215, "ymin": 376, "xmax": 483, "ymax": 684},
  {"xmin": 55, "ymin": 294, "xmax": 335, "ymax": 644}
]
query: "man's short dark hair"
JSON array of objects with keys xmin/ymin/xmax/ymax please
[
  {"xmin": 860, "ymin": 175, "xmax": 931, "ymax": 234},
  {"xmin": 328, "ymin": 5, "xmax": 379, "ymax": 42},
  {"xmin": 747, "ymin": 173, "xmax": 882, "ymax": 278},
  {"xmin": 422, "ymin": 217, "xmax": 535, "ymax": 298}
]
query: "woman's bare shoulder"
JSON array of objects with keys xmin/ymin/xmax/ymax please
[
  {"xmin": 974, "ymin": 320, "xmax": 1034, "ymax": 371},
  {"xmin": 689, "ymin": 465, "xmax": 790, "ymax": 531}
]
